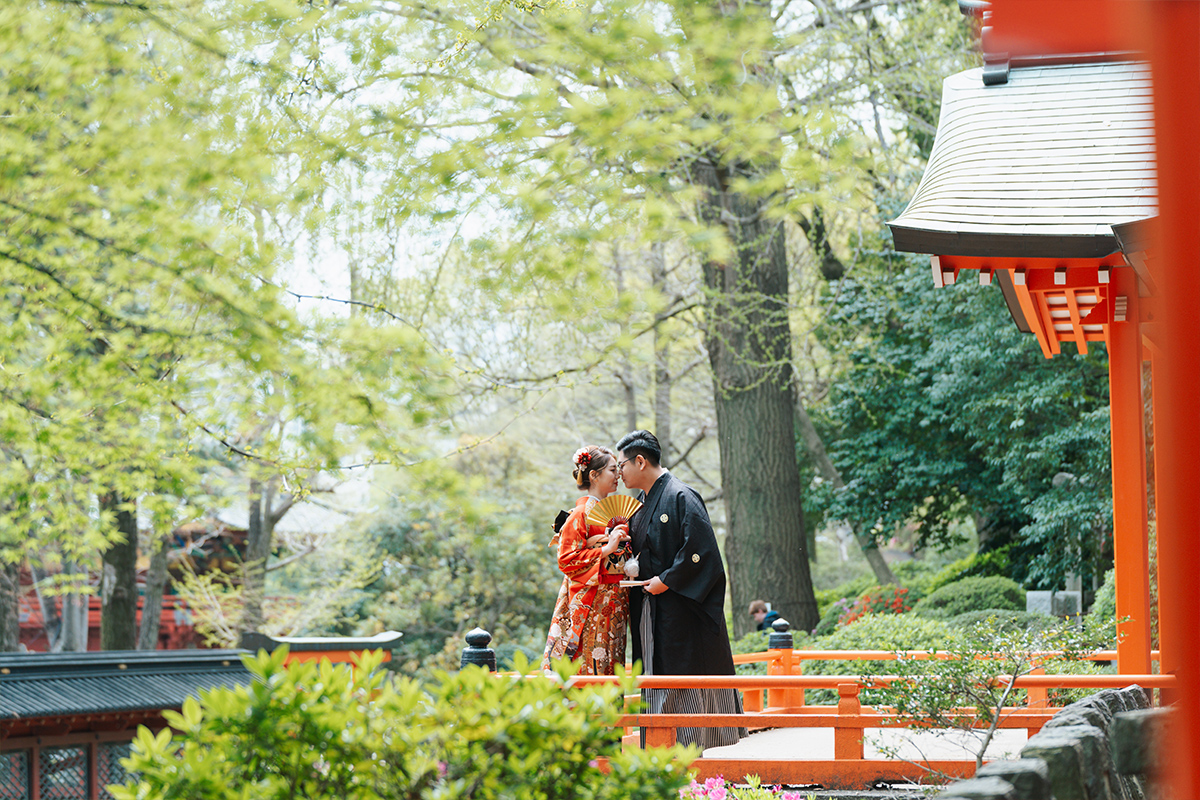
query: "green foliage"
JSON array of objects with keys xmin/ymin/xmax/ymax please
[
  {"xmin": 116, "ymin": 649, "xmax": 693, "ymax": 800},
  {"xmin": 1091, "ymin": 569, "xmax": 1117, "ymax": 622},
  {"xmin": 815, "ymin": 575, "xmax": 875, "ymax": 615},
  {"xmin": 730, "ymin": 629, "xmax": 777, "ymax": 676},
  {"xmin": 803, "ymin": 614, "xmax": 954, "ymax": 704},
  {"xmin": 814, "ymin": 263, "xmax": 1114, "ymax": 587},
  {"xmin": 352, "ymin": 488, "xmax": 559, "ymax": 678},
  {"xmin": 944, "ymin": 609, "xmax": 1060, "ymax": 634},
  {"xmin": 0, "ymin": 0, "xmax": 452, "ymax": 587},
  {"xmin": 811, "ymin": 599, "xmax": 853, "ymax": 637},
  {"xmin": 919, "ymin": 545, "xmax": 1016, "ymax": 596},
  {"xmin": 911, "ymin": 576, "xmax": 1026, "ymax": 621}
]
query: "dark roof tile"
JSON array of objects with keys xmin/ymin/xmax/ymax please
[
  {"xmin": 890, "ymin": 59, "xmax": 1156, "ymax": 258},
  {"xmin": 0, "ymin": 650, "xmax": 253, "ymax": 719}
]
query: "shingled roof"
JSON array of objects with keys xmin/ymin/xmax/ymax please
[
  {"xmin": 889, "ymin": 58, "xmax": 1157, "ymax": 259},
  {"xmin": 0, "ymin": 650, "xmax": 252, "ymax": 721}
]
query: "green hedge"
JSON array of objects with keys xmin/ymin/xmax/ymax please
[
  {"xmin": 944, "ymin": 608, "xmax": 1059, "ymax": 634},
  {"xmin": 801, "ymin": 614, "xmax": 954, "ymax": 705},
  {"xmin": 911, "ymin": 576, "xmax": 1025, "ymax": 620},
  {"xmin": 115, "ymin": 649, "xmax": 692, "ymax": 800}
]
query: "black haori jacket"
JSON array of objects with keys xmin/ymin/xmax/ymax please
[{"xmin": 628, "ymin": 472, "xmax": 737, "ymax": 676}]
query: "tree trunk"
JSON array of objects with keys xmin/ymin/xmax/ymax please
[
  {"xmin": 30, "ymin": 564, "xmax": 62, "ymax": 651},
  {"xmin": 243, "ymin": 476, "xmax": 295, "ymax": 633},
  {"xmin": 0, "ymin": 560, "xmax": 20, "ymax": 651},
  {"xmin": 614, "ymin": 247, "xmax": 639, "ymax": 432},
  {"xmin": 690, "ymin": 157, "xmax": 819, "ymax": 637},
  {"xmin": 100, "ymin": 493, "xmax": 139, "ymax": 650},
  {"xmin": 651, "ymin": 243, "xmax": 673, "ymax": 466},
  {"xmin": 137, "ymin": 533, "xmax": 171, "ymax": 650},
  {"xmin": 243, "ymin": 477, "xmax": 268, "ymax": 632},
  {"xmin": 59, "ymin": 563, "xmax": 88, "ymax": 652},
  {"xmin": 794, "ymin": 399, "xmax": 898, "ymax": 585}
]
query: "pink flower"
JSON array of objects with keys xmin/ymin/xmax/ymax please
[
  {"xmin": 704, "ymin": 777, "xmax": 724, "ymax": 790},
  {"xmin": 710, "ymin": 789, "xmax": 727, "ymax": 800},
  {"xmin": 781, "ymin": 793, "xmax": 802, "ymax": 800}
]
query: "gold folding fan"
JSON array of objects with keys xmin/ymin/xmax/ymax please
[{"xmin": 586, "ymin": 494, "xmax": 643, "ymax": 529}]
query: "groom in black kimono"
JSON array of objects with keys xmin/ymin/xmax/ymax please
[{"xmin": 615, "ymin": 430, "xmax": 744, "ymax": 749}]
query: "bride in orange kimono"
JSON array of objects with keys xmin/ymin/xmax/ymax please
[{"xmin": 541, "ymin": 445, "xmax": 630, "ymax": 675}]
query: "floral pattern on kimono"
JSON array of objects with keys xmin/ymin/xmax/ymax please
[{"xmin": 541, "ymin": 495, "xmax": 628, "ymax": 675}]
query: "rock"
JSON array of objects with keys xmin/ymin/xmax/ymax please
[
  {"xmin": 975, "ymin": 758, "xmax": 1052, "ymax": 799},
  {"xmin": 938, "ymin": 776, "xmax": 1016, "ymax": 800},
  {"xmin": 1022, "ymin": 725, "xmax": 1113, "ymax": 800},
  {"xmin": 1111, "ymin": 707, "xmax": 1173, "ymax": 777}
]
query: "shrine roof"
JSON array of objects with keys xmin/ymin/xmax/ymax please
[
  {"xmin": 889, "ymin": 59, "xmax": 1156, "ymax": 259},
  {"xmin": 0, "ymin": 650, "xmax": 252, "ymax": 720}
]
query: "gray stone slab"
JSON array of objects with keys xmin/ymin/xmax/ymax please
[
  {"xmin": 976, "ymin": 758, "xmax": 1052, "ymax": 800},
  {"xmin": 1111, "ymin": 707, "xmax": 1173, "ymax": 777},
  {"xmin": 938, "ymin": 776, "xmax": 1016, "ymax": 800},
  {"xmin": 1026, "ymin": 591, "xmax": 1054, "ymax": 615}
]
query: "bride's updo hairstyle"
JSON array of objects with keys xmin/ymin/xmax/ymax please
[{"xmin": 572, "ymin": 445, "xmax": 615, "ymax": 490}]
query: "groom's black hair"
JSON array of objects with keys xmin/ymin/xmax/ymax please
[{"xmin": 616, "ymin": 429, "xmax": 661, "ymax": 466}]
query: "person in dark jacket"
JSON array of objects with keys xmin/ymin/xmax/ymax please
[
  {"xmin": 749, "ymin": 600, "xmax": 781, "ymax": 632},
  {"xmin": 614, "ymin": 429, "xmax": 744, "ymax": 749}
]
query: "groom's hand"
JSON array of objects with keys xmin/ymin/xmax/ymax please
[{"xmin": 644, "ymin": 576, "xmax": 668, "ymax": 595}]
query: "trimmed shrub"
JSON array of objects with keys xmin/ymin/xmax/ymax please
[
  {"xmin": 911, "ymin": 576, "xmax": 1025, "ymax": 620},
  {"xmin": 802, "ymin": 613, "xmax": 954, "ymax": 704},
  {"xmin": 812, "ymin": 597, "xmax": 855, "ymax": 637},
  {"xmin": 922, "ymin": 545, "xmax": 1016, "ymax": 596},
  {"xmin": 815, "ymin": 575, "xmax": 875, "ymax": 616}
]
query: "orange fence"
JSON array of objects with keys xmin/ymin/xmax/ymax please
[{"xmin": 560, "ymin": 648, "xmax": 1170, "ymax": 789}]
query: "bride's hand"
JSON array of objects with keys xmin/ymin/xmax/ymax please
[
  {"xmin": 586, "ymin": 534, "xmax": 607, "ymax": 547},
  {"xmin": 601, "ymin": 529, "xmax": 623, "ymax": 556}
]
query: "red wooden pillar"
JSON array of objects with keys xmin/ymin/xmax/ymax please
[
  {"xmin": 1107, "ymin": 268, "xmax": 1152, "ymax": 675},
  {"xmin": 1143, "ymin": 1, "xmax": 1200, "ymax": 795}
]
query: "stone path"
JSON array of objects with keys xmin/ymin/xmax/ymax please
[{"xmin": 702, "ymin": 726, "xmax": 1027, "ymax": 761}]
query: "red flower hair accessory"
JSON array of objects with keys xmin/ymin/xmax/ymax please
[{"xmin": 572, "ymin": 448, "xmax": 591, "ymax": 468}]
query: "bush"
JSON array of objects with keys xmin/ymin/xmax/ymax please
[
  {"xmin": 911, "ymin": 576, "xmax": 1025, "ymax": 620},
  {"xmin": 945, "ymin": 609, "xmax": 1059, "ymax": 634},
  {"xmin": 814, "ymin": 575, "xmax": 875, "ymax": 616},
  {"xmin": 812, "ymin": 597, "xmax": 855, "ymax": 637},
  {"xmin": 839, "ymin": 585, "xmax": 912, "ymax": 626},
  {"xmin": 916, "ymin": 545, "xmax": 1016, "ymax": 596},
  {"xmin": 1091, "ymin": 568, "xmax": 1116, "ymax": 621},
  {"xmin": 802, "ymin": 613, "xmax": 954, "ymax": 704},
  {"xmin": 116, "ymin": 649, "xmax": 693, "ymax": 800}
]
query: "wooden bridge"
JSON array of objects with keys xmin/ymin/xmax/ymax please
[{"xmin": 564, "ymin": 646, "xmax": 1170, "ymax": 790}]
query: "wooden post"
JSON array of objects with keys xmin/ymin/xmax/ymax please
[
  {"xmin": 766, "ymin": 619, "xmax": 794, "ymax": 710},
  {"xmin": 742, "ymin": 685, "xmax": 764, "ymax": 713},
  {"xmin": 1027, "ymin": 665, "xmax": 1048, "ymax": 710},
  {"xmin": 643, "ymin": 721, "xmax": 677, "ymax": 749},
  {"xmin": 1107, "ymin": 267, "xmax": 1153, "ymax": 675},
  {"xmin": 834, "ymin": 683, "xmax": 864, "ymax": 760},
  {"xmin": 1144, "ymin": 3, "xmax": 1200, "ymax": 792}
]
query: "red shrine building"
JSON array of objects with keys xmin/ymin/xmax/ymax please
[
  {"xmin": 891, "ymin": 0, "xmax": 1200, "ymax": 792},
  {"xmin": 888, "ymin": 15, "xmax": 1156, "ymax": 678}
]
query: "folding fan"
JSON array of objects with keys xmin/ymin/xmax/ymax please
[{"xmin": 586, "ymin": 494, "xmax": 643, "ymax": 529}]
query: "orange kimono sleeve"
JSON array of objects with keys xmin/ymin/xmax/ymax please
[{"xmin": 557, "ymin": 509, "xmax": 602, "ymax": 585}]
